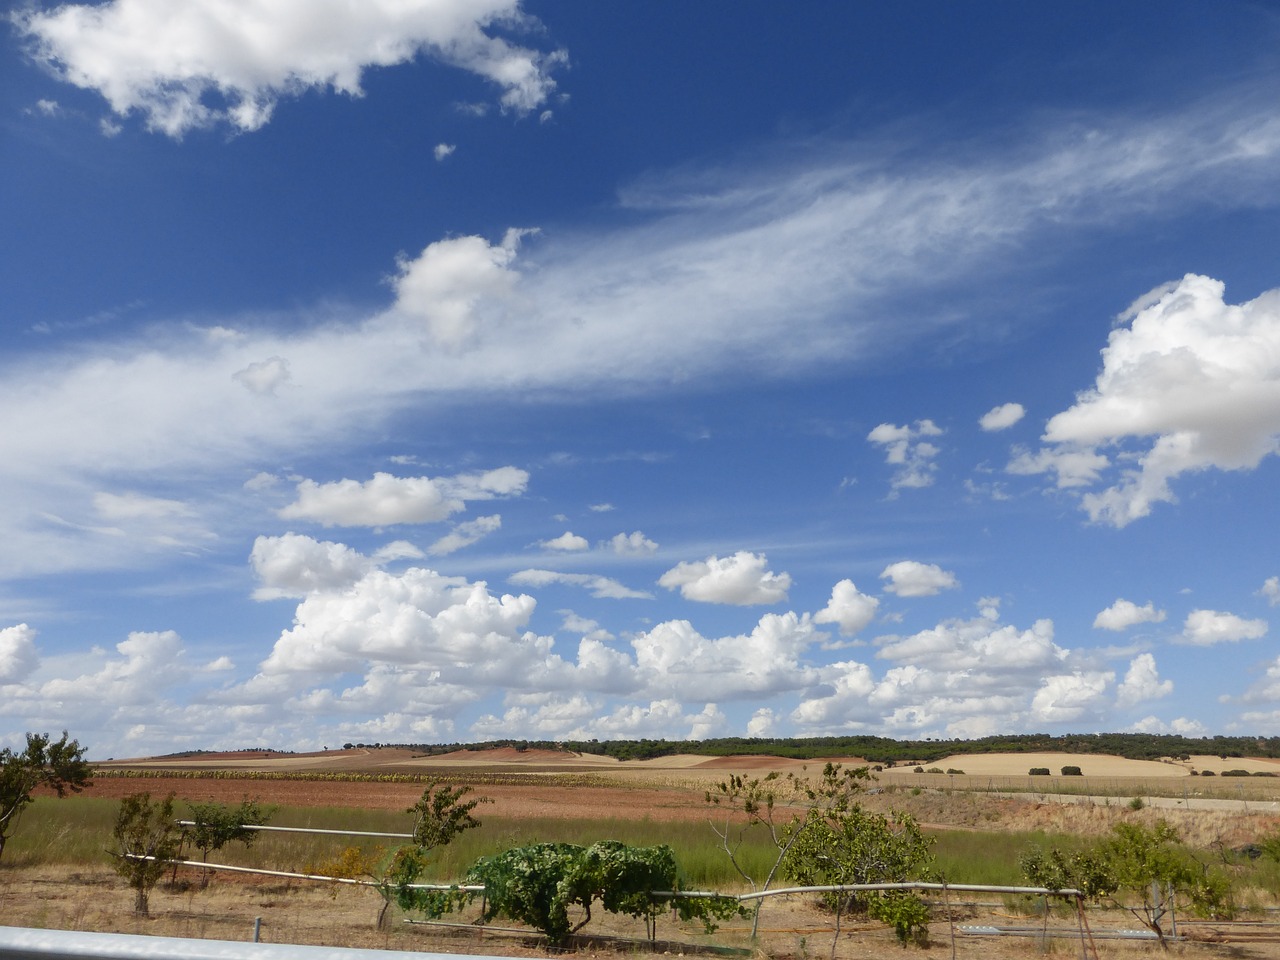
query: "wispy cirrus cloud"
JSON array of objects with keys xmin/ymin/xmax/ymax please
[{"xmin": 4, "ymin": 90, "xmax": 1280, "ymax": 577}]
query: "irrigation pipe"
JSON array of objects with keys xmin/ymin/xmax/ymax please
[
  {"xmin": 736, "ymin": 882, "xmax": 1084, "ymax": 900},
  {"xmin": 175, "ymin": 822, "xmax": 414, "ymax": 840},
  {"xmin": 121, "ymin": 855, "xmax": 482, "ymax": 892}
]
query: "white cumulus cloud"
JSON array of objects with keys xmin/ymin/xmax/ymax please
[
  {"xmin": 631, "ymin": 612, "xmax": 817, "ymax": 701},
  {"xmin": 1030, "ymin": 671, "xmax": 1115, "ymax": 724},
  {"xmin": 1093, "ymin": 598, "xmax": 1167, "ymax": 631},
  {"xmin": 250, "ymin": 533, "xmax": 376, "ymax": 600},
  {"xmin": 1010, "ymin": 275, "xmax": 1280, "ymax": 527},
  {"xmin": 813, "ymin": 579, "xmax": 879, "ymax": 636},
  {"xmin": 979, "ymin": 402, "xmax": 1025, "ymax": 431},
  {"xmin": 0, "ymin": 624, "xmax": 39, "ymax": 683},
  {"xmin": 608, "ymin": 531, "xmax": 658, "ymax": 556},
  {"xmin": 1260, "ymin": 576, "xmax": 1280, "ymax": 606},
  {"xmin": 389, "ymin": 230, "xmax": 529, "ymax": 347},
  {"xmin": 15, "ymin": 0, "xmax": 566, "ymax": 136},
  {"xmin": 1179, "ymin": 608, "xmax": 1268, "ymax": 646},
  {"xmin": 540, "ymin": 532, "xmax": 589, "ymax": 551},
  {"xmin": 658, "ymin": 551, "xmax": 791, "ymax": 606},
  {"xmin": 1116, "ymin": 653, "xmax": 1173, "ymax": 708},
  {"xmin": 279, "ymin": 467, "xmax": 527, "ymax": 527},
  {"xmin": 867, "ymin": 419, "xmax": 944, "ymax": 493},
  {"xmin": 879, "ymin": 560, "xmax": 958, "ymax": 597}
]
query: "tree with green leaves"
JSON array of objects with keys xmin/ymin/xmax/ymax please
[
  {"xmin": 783, "ymin": 805, "xmax": 934, "ymax": 951},
  {"xmin": 377, "ymin": 782, "xmax": 491, "ymax": 926},
  {"xmin": 462, "ymin": 840, "xmax": 739, "ymax": 944},
  {"xmin": 705, "ymin": 761, "xmax": 871, "ymax": 937},
  {"xmin": 112, "ymin": 791, "xmax": 181, "ymax": 916},
  {"xmin": 1022, "ymin": 819, "xmax": 1234, "ymax": 948},
  {"xmin": 180, "ymin": 797, "xmax": 274, "ymax": 886},
  {"xmin": 0, "ymin": 730, "xmax": 92, "ymax": 861}
]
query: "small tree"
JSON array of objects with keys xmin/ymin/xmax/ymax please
[
  {"xmin": 783, "ymin": 804, "xmax": 934, "ymax": 951},
  {"xmin": 706, "ymin": 762, "xmax": 871, "ymax": 937},
  {"xmin": 0, "ymin": 731, "xmax": 92, "ymax": 861},
  {"xmin": 181, "ymin": 797, "xmax": 274, "ymax": 886},
  {"xmin": 407, "ymin": 781, "xmax": 490, "ymax": 848},
  {"xmin": 112, "ymin": 792, "xmax": 181, "ymax": 916},
  {"xmin": 378, "ymin": 782, "xmax": 491, "ymax": 925},
  {"xmin": 1022, "ymin": 819, "xmax": 1234, "ymax": 949}
]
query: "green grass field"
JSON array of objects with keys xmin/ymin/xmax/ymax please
[{"xmin": 13, "ymin": 794, "xmax": 1271, "ymax": 899}]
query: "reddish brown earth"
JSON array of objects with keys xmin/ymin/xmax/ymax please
[{"xmin": 76, "ymin": 776, "xmax": 712, "ymax": 822}]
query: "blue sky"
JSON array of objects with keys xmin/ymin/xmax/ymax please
[{"xmin": 3, "ymin": 1, "xmax": 1280, "ymax": 758}]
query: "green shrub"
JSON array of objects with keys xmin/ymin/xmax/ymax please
[
  {"xmin": 1060, "ymin": 766, "xmax": 1083, "ymax": 777},
  {"xmin": 460, "ymin": 840, "xmax": 737, "ymax": 943},
  {"xmin": 1029, "ymin": 768, "xmax": 1050, "ymax": 776},
  {"xmin": 112, "ymin": 792, "xmax": 181, "ymax": 917}
]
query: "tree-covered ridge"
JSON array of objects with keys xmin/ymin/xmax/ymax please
[{"xmin": 355, "ymin": 733, "xmax": 1280, "ymax": 764}]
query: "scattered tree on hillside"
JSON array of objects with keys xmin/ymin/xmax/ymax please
[{"xmin": 0, "ymin": 730, "xmax": 91, "ymax": 861}]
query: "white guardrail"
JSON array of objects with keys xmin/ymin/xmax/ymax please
[{"xmin": 0, "ymin": 928, "xmax": 512, "ymax": 960}]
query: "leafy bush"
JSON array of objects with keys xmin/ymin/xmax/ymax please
[
  {"xmin": 462, "ymin": 840, "xmax": 738, "ymax": 943},
  {"xmin": 1029, "ymin": 768, "xmax": 1050, "ymax": 776},
  {"xmin": 182, "ymin": 797, "xmax": 274, "ymax": 870},
  {"xmin": 945, "ymin": 768, "xmax": 965, "ymax": 775},
  {"xmin": 705, "ymin": 762, "xmax": 871, "ymax": 937},
  {"xmin": 1222, "ymin": 769, "xmax": 1252, "ymax": 777},
  {"xmin": 783, "ymin": 804, "xmax": 934, "ymax": 950},
  {"xmin": 112, "ymin": 792, "xmax": 181, "ymax": 916},
  {"xmin": 378, "ymin": 782, "xmax": 491, "ymax": 925},
  {"xmin": 1060, "ymin": 765, "xmax": 1083, "ymax": 776},
  {"xmin": 1022, "ymin": 819, "xmax": 1235, "ymax": 946}
]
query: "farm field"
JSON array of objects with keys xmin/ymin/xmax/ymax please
[{"xmin": 7, "ymin": 747, "xmax": 1280, "ymax": 959}]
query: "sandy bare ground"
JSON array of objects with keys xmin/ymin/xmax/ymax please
[{"xmin": 909, "ymin": 753, "xmax": 1187, "ymax": 778}]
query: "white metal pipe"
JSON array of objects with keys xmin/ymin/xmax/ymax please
[
  {"xmin": 736, "ymin": 882, "xmax": 1083, "ymax": 901},
  {"xmin": 174, "ymin": 822, "xmax": 413, "ymax": 840},
  {"xmin": 122, "ymin": 855, "xmax": 483, "ymax": 892}
]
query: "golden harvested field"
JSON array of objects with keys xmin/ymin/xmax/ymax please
[{"xmin": 8, "ymin": 747, "xmax": 1280, "ymax": 960}]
